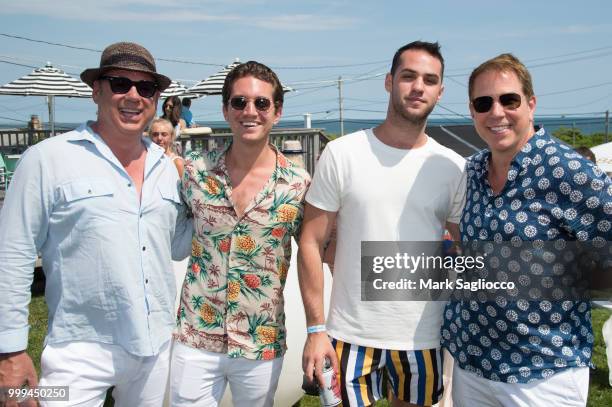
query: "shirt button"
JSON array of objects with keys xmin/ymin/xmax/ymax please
[
  {"xmin": 87, "ymin": 189, "xmax": 92, "ymax": 194},
  {"xmin": 145, "ymin": 279, "xmax": 149, "ymax": 284},
  {"xmin": 142, "ymin": 246, "xmax": 146, "ymax": 251},
  {"xmin": 128, "ymin": 183, "xmax": 132, "ymax": 187}
]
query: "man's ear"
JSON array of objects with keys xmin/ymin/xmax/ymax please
[
  {"xmin": 437, "ymin": 83, "xmax": 445, "ymax": 103},
  {"xmin": 273, "ymin": 104, "xmax": 283, "ymax": 125},
  {"xmin": 92, "ymin": 80, "xmax": 102, "ymax": 104},
  {"xmin": 384, "ymin": 73, "xmax": 393, "ymax": 93}
]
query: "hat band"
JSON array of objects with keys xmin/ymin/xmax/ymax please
[{"xmin": 104, "ymin": 53, "xmax": 156, "ymax": 72}]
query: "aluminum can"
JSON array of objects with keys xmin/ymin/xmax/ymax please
[{"xmin": 319, "ymin": 358, "xmax": 342, "ymax": 406}]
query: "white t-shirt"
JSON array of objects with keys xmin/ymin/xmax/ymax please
[{"xmin": 306, "ymin": 128, "xmax": 466, "ymax": 350}]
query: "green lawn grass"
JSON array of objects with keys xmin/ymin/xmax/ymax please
[
  {"xmin": 27, "ymin": 294, "xmax": 47, "ymax": 374},
  {"xmin": 589, "ymin": 307, "xmax": 612, "ymax": 406},
  {"xmin": 27, "ymin": 295, "xmax": 612, "ymax": 406}
]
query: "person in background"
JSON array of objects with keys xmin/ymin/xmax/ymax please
[
  {"xmin": 150, "ymin": 117, "xmax": 185, "ymax": 178},
  {"xmin": 575, "ymin": 146, "xmax": 596, "ymax": 163},
  {"xmin": 161, "ymin": 95, "xmax": 187, "ymax": 137},
  {"xmin": 442, "ymin": 53, "xmax": 611, "ymax": 406},
  {"xmin": 181, "ymin": 97, "xmax": 196, "ymax": 128},
  {"xmin": 0, "ymin": 42, "xmax": 192, "ymax": 406},
  {"xmin": 170, "ymin": 61, "xmax": 310, "ymax": 407}
]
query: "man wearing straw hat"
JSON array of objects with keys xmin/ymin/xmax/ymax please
[{"xmin": 0, "ymin": 42, "xmax": 191, "ymax": 406}]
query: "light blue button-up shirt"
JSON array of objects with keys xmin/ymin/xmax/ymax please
[{"xmin": 0, "ymin": 123, "xmax": 192, "ymax": 357}]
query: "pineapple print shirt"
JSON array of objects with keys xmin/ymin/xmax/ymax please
[{"xmin": 175, "ymin": 144, "xmax": 310, "ymax": 360}]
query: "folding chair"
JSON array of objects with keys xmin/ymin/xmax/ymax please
[{"xmin": 0, "ymin": 153, "xmax": 14, "ymax": 190}]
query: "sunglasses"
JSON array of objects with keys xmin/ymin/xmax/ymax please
[
  {"xmin": 99, "ymin": 76, "xmax": 159, "ymax": 98},
  {"xmin": 471, "ymin": 92, "xmax": 522, "ymax": 113},
  {"xmin": 229, "ymin": 96, "xmax": 273, "ymax": 112}
]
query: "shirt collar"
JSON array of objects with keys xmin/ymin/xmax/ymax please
[
  {"xmin": 471, "ymin": 127, "xmax": 549, "ymax": 181},
  {"xmin": 512, "ymin": 127, "xmax": 547, "ymax": 170},
  {"xmin": 212, "ymin": 142, "xmax": 293, "ymax": 183},
  {"xmin": 65, "ymin": 121, "xmax": 165, "ymax": 174},
  {"xmin": 66, "ymin": 121, "xmax": 161, "ymax": 151}
]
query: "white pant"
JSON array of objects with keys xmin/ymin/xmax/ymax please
[
  {"xmin": 451, "ymin": 361, "xmax": 589, "ymax": 407},
  {"xmin": 603, "ymin": 314, "xmax": 612, "ymax": 386},
  {"xmin": 170, "ymin": 341, "xmax": 283, "ymax": 407},
  {"xmin": 38, "ymin": 340, "xmax": 170, "ymax": 407}
]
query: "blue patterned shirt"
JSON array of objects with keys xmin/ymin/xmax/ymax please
[{"xmin": 442, "ymin": 129, "xmax": 612, "ymax": 383}]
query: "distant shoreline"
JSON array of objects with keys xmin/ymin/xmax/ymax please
[{"xmin": 0, "ymin": 115, "xmax": 607, "ymax": 136}]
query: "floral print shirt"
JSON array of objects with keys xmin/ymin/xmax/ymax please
[{"xmin": 175, "ymin": 144, "xmax": 310, "ymax": 360}]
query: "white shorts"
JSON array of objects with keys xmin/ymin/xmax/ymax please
[
  {"xmin": 451, "ymin": 361, "xmax": 588, "ymax": 407},
  {"xmin": 38, "ymin": 340, "xmax": 170, "ymax": 407},
  {"xmin": 170, "ymin": 341, "xmax": 283, "ymax": 407}
]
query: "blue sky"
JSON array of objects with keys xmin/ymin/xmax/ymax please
[{"xmin": 0, "ymin": 0, "xmax": 611, "ymax": 127}]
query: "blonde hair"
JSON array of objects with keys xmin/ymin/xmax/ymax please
[
  {"xmin": 149, "ymin": 118, "xmax": 176, "ymax": 153},
  {"xmin": 468, "ymin": 53, "xmax": 534, "ymax": 100}
]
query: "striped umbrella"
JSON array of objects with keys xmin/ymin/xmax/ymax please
[
  {"xmin": 0, "ymin": 62, "xmax": 92, "ymax": 136},
  {"xmin": 161, "ymin": 80, "xmax": 201, "ymax": 99},
  {"xmin": 189, "ymin": 59, "xmax": 293, "ymax": 95}
]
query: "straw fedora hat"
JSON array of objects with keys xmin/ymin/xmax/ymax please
[{"xmin": 81, "ymin": 42, "xmax": 171, "ymax": 91}]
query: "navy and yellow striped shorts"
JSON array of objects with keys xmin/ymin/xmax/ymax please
[{"xmin": 331, "ymin": 338, "xmax": 444, "ymax": 406}]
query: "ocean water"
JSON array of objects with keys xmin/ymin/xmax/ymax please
[
  {"xmin": 1, "ymin": 116, "xmax": 608, "ymax": 136},
  {"xmin": 274, "ymin": 116, "xmax": 609, "ymax": 136}
]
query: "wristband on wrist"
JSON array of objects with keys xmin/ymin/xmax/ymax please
[{"xmin": 306, "ymin": 324, "xmax": 326, "ymax": 334}]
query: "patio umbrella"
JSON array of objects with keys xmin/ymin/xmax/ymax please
[
  {"xmin": 0, "ymin": 62, "xmax": 92, "ymax": 136},
  {"xmin": 189, "ymin": 59, "xmax": 293, "ymax": 96},
  {"xmin": 161, "ymin": 80, "xmax": 201, "ymax": 99}
]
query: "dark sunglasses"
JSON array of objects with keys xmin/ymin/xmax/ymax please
[
  {"xmin": 99, "ymin": 76, "xmax": 159, "ymax": 98},
  {"xmin": 229, "ymin": 96, "xmax": 273, "ymax": 112},
  {"xmin": 471, "ymin": 92, "xmax": 522, "ymax": 113}
]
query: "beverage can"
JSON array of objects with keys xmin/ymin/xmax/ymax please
[{"xmin": 319, "ymin": 358, "xmax": 342, "ymax": 406}]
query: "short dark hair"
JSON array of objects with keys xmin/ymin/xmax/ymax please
[
  {"xmin": 222, "ymin": 61, "xmax": 283, "ymax": 111},
  {"xmin": 390, "ymin": 41, "xmax": 444, "ymax": 79},
  {"xmin": 162, "ymin": 96, "xmax": 182, "ymax": 127},
  {"xmin": 575, "ymin": 146, "xmax": 596, "ymax": 163},
  {"xmin": 182, "ymin": 98, "xmax": 191, "ymax": 108}
]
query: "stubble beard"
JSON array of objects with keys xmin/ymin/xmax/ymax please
[{"xmin": 392, "ymin": 96, "xmax": 436, "ymax": 127}]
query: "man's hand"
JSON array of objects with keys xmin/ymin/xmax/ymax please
[
  {"xmin": 302, "ymin": 332, "xmax": 338, "ymax": 388},
  {"xmin": 0, "ymin": 351, "xmax": 38, "ymax": 407}
]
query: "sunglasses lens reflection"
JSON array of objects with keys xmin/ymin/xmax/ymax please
[
  {"xmin": 472, "ymin": 93, "xmax": 521, "ymax": 113},
  {"xmin": 230, "ymin": 97, "xmax": 247, "ymax": 110},
  {"xmin": 102, "ymin": 76, "xmax": 158, "ymax": 98},
  {"xmin": 472, "ymin": 96, "xmax": 493, "ymax": 113},
  {"xmin": 230, "ymin": 96, "xmax": 272, "ymax": 112},
  {"xmin": 254, "ymin": 97, "xmax": 271, "ymax": 111},
  {"xmin": 499, "ymin": 93, "xmax": 522, "ymax": 110}
]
